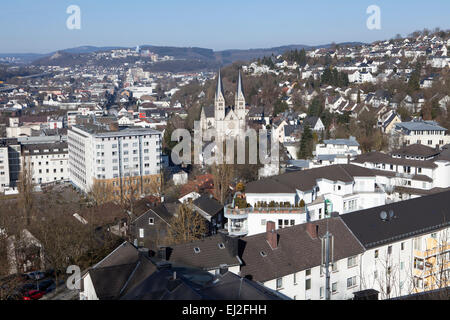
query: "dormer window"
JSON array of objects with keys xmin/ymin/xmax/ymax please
[
  {"xmin": 218, "ymin": 243, "xmax": 225, "ymax": 249},
  {"xmin": 194, "ymin": 247, "xmax": 201, "ymax": 254},
  {"xmin": 260, "ymin": 251, "xmax": 267, "ymax": 257},
  {"xmin": 148, "ymin": 218, "xmax": 154, "ymax": 225}
]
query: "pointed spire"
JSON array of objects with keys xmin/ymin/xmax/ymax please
[
  {"xmin": 216, "ymin": 69, "xmax": 224, "ymax": 99},
  {"xmin": 237, "ymin": 69, "xmax": 244, "ymax": 97}
]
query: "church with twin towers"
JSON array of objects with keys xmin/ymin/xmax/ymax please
[{"xmin": 200, "ymin": 70, "xmax": 248, "ymax": 140}]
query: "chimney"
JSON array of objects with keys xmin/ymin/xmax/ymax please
[
  {"xmin": 219, "ymin": 264, "xmax": 228, "ymax": 275},
  {"xmin": 266, "ymin": 221, "xmax": 278, "ymax": 250},
  {"xmin": 306, "ymin": 223, "xmax": 319, "ymax": 239}
]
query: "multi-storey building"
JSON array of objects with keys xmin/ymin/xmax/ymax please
[
  {"xmin": 236, "ymin": 191, "xmax": 450, "ymax": 300},
  {"xmin": 68, "ymin": 123, "xmax": 162, "ymax": 199},
  {"xmin": 22, "ymin": 142, "xmax": 69, "ymax": 185},
  {"xmin": 352, "ymin": 144, "xmax": 450, "ymax": 200},
  {"xmin": 394, "ymin": 119, "xmax": 449, "ymax": 148},
  {"xmin": 0, "ymin": 138, "xmax": 21, "ymax": 192}
]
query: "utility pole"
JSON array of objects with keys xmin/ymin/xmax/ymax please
[{"xmin": 321, "ymin": 230, "xmax": 334, "ymax": 300}]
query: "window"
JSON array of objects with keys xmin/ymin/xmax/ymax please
[
  {"xmin": 332, "ymin": 282, "xmax": 337, "ymax": 294},
  {"xmin": 290, "ymin": 220, "xmax": 295, "ymax": 226},
  {"xmin": 401, "ymin": 242, "xmax": 405, "ymax": 251},
  {"xmin": 305, "ymin": 279, "xmax": 311, "ymax": 291},
  {"xmin": 374, "ymin": 270, "xmax": 378, "ymax": 279},
  {"xmin": 139, "ymin": 228, "xmax": 144, "ymax": 238},
  {"xmin": 320, "ymin": 287, "xmax": 324, "ymax": 299},
  {"xmin": 414, "ymin": 237, "xmax": 422, "ymax": 251},
  {"xmin": 374, "ymin": 250, "xmax": 379, "ymax": 259},
  {"xmin": 388, "ymin": 246, "xmax": 392, "ymax": 255},
  {"xmin": 306, "ymin": 269, "xmax": 311, "ymax": 277},
  {"xmin": 293, "ymin": 273, "xmax": 297, "ymax": 285},
  {"xmin": 261, "ymin": 219, "xmax": 266, "ymax": 226},
  {"xmin": 347, "ymin": 276, "xmax": 357, "ymax": 288},
  {"xmin": 276, "ymin": 278, "xmax": 283, "ymax": 290},
  {"xmin": 218, "ymin": 243, "xmax": 225, "ymax": 249},
  {"xmin": 347, "ymin": 256, "xmax": 358, "ymax": 268},
  {"xmin": 414, "ymin": 258, "xmax": 424, "ymax": 270},
  {"xmin": 194, "ymin": 247, "xmax": 201, "ymax": 254},
  {"xmin": 149, "ymin": 218, "xmax": 154, "ymax": 225},
  {"xmin": 332, "ymin": 263, "xmax": 338, "ymax": 272}
]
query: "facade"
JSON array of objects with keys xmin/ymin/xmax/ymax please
[
  {"xmin": 314, "ymin": 137, "xmax": 361, "ymax": 157},
  {"xmin": 0, "ymin": 142, "xmax": 10, "ymax": 192},
  {"xmin": 130, "ymin": 204, "xmax": 173, "ymax": 250},
  {"xmin": 394, "ymin": 120, "xmax": 449, "ymax": 148},
  {"xmin": 68, "ymin": 124, "xmax": 162, "ymax": 199},
  {"xmin": 0, "ymin": 139, "xmax": 21, "ymax": 192},
  {"xmin": 239, "ymin": 191, "xmax": 450, "ymax": 300},
  {"xmin": 22, "ymin": 142, "xmax": 69, "ymax": 185},
  {"xmin": 341, "ymin": 191, "xmax": 450, "ymax": 299},
  {"xmin": 225, "ymin": 164, "xmax": 387, "ymax": 237},
  {"xmin": 352, "ymin": 144, "xmax": 450, "ymax": 201},
  {"xmin": 200, "ymin": 70, "xmax": 247, "ymax": 140}
]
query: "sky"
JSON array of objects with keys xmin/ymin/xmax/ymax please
[{"xmin": 0, "ymin": 0, "xmax": 449, "ymax": 53}]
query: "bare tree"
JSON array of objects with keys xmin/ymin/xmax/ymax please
[
  {"xmin": 17, "ymin": 159, "xmax": 34, "ymax": 227},
  {"xmin": 166, "ymin": 203, "xmax": 207, "ymax": 245},
  {"xmin": 88, "ymin": 180, "xmax": 114, "ymax": 207},
  {"xmin": 211, "ymin": 163, "xmax": 234, "ymax": 205}
]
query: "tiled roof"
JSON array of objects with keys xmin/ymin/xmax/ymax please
[
  {"xmin": 341, "ymin": 190, "xmax": 450, "ymax": 249},
  {"xmin": 239, "ymin": 217, "xmax": 365, "ymax": 282}
]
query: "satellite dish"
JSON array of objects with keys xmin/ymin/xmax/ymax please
[{"xmin": 380, "ymin": 211, "xmax": 388, "ymax": 221}]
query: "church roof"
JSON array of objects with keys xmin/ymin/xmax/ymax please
[
  {"xmin": 237, "ymin": 70, "xmax": 244, "ymax": 98},
  {"xmin": 216, "ymin": 70, "xmax": 224, "ymax": 99},
  {"xmin": 203, "ymin": 105, "xmax": 215, "ymax": 118}
]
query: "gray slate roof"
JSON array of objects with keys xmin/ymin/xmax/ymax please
[{"xmin": 341, "ymin": 190, "xmax": 450, "ymax": 249}]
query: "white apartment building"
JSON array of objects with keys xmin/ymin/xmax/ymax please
[
  {"xmin": 0, "ymin": 143, "xmax": 10, "ymax": 192},
  {"xmin": 0, "ymin": 139, "xmax": 21, "ymax": 192},
  {"xmin": 238, "ymin": 218, "xmax": 365, "ymax": 300},
  {"xmin": 225, "ymin": 164, "xmax": 387, "ymax": 237},
  {"xmin": 236, "ymin": 190, "xmax": 450, "ymax": 300},
  {"xmin": 22, "ymin": 142, "xmax": 69, "ymax": 185},
  {"xmin": 68, "ymin": 124, "xmax": 162, "ymax": 197},
  {"xmin": 352, "ymin": 144, "xmax": 450, "ymax": 201},
  {"xmin": 341, "ymin": 192, "xmax": 450, "ymax": 299},
  {"xmin": 394, "ymin": 120, "xmax": 449, "ymax": 148},
  {"xmin": 314, "ymin": 137, "xmax": 361, "ymax": 157}
]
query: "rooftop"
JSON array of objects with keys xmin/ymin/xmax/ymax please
[
  {"xmin": 395, "ymin": 120, "xmax": 447, "ymax": 132},
  {"xmin": 72, "ymin": 123, "xmax": 161, "ymax": 137},
  {"xmin": 341, "ymin": 190, "xmax": 450, "ymax": 249}
]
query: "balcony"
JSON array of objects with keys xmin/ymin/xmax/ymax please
[
  {"xmin": 224, "ymin": 205, "xmax": 306, "ymax": 219},
  {"xmin": 224, "ymin": 205, "xmax": 249, "ymax": 219}
]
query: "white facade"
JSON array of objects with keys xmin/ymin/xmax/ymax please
[
  {"xmin": 0, "ymin": 145, "xmax": 10, "ymax": 192},
  {"xmin": 261, "ymin": 255, "xmax": 362, "ymax": 300},
  {"xmin": 68, "ymin": 125, "xmax": 162, "ymax": 194},
  {"xmin": 22, "ymin": 143, "xmax": 69, "ymax": 185}
]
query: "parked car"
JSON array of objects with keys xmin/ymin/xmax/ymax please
[
  {"xmin": 25, "ymin": 271, "xmax": 46, "ymax": 281},
  {"xmin": 22, "ymin": 290, "xmax": 45, "ymax": 300},
  {"xmin": 37, "ymin": 279, "xmax": 55, "ymax": 292}
]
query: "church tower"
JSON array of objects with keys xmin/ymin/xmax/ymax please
[
  {"xmin": 215, "ymin": 70, "xmax": 225, "ymax": 121},
  {"xmin": 235, "ymin": 70, "xmax": 246, "ymax": 120}
]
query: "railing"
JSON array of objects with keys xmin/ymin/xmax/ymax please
[{"xmin": 225, "ymin": 205, "xmax": 306, "ymax": 215}]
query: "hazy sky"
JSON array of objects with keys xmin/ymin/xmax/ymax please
[{"xmin": 1, "ymin": 0, "xmax": 449, "ymax": 53}]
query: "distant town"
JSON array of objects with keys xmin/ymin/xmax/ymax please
[{"xmin": 1, "ymin": 27, "xmax": 450, "ymax": 302}]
